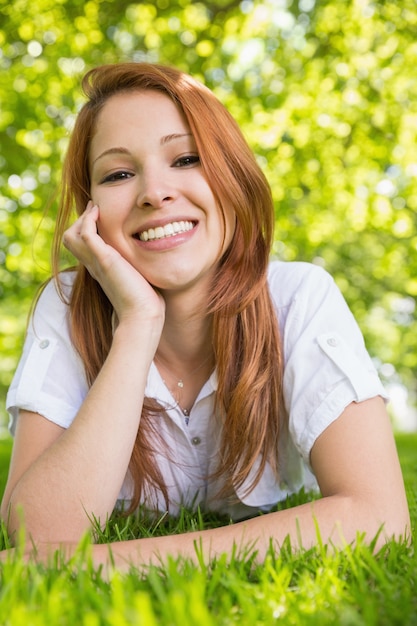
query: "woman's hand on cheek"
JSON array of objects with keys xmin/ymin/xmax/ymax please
[
  {"xmin": 63, "ymin": 202, "xmax": 108, "ymax": 273},
  {"xmin": 63, "ymin": 202, "xmax": 165, "ymax": 328}
]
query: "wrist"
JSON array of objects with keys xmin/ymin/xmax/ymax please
[{"xmin": 112, "ymin": 314, "xmax": 163, "ymax": 352}]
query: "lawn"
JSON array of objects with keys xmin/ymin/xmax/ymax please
[{"xmin": 0, "ymin": 433, "xmax": 416, "ymax": 625}]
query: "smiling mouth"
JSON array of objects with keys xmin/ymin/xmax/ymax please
[{"xmin": 136, "ymin": 220, "xmax": 196, "ymax": 242}]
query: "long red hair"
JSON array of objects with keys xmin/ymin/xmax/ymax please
[{"xmin": 52, "ymin": 63, "xmax": 283, "ymax": 512}]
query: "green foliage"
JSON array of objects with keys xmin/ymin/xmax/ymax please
[{"xmin": 1, "ymin": 0, "xmax": 417, "ymax": 425}]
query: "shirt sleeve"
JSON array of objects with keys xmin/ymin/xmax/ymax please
[
  {"xmin": 6, "ymin": 275, "xmax": 88, "ymax": 435},
  {"xmin": 274, "ymin": 263, "xmax": 388, "ymax": 466}
]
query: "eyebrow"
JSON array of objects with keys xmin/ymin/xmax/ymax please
[
  {"xmin": 92, "ymin": 147, "xmax": 130, "ymax": 165},
  {"xmin": 160, "ymin": 133, "xmax": 193, "ymax": 146},
  {"xmin": 93, "ymin": 133, "xmax": 194, "ymax": 165}
]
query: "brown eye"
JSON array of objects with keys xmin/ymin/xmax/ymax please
[
  {"xmin": 101, "ymin": 171, "xmax": 133, "ymax": 183},
  {"xmin": 173, "ymin": 155, "xmax": 200, "ymax": 168}
]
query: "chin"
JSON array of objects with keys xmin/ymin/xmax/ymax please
[{"xmin": 152, "ymin": 270, "xmax": 210, "ymax": 294}]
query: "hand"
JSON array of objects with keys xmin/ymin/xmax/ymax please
[{"xmin": 63, "ymin": 203, "xmax": 165, "ymax": 330}]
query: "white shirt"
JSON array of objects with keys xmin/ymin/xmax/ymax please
[{"xmin": 6, "ymin": 261, "xmax": 387, "ymax": 519}]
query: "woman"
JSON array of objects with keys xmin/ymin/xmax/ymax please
[{"xmin": 0, "ymin": 63, "xmax": 410, "ymax": 570}]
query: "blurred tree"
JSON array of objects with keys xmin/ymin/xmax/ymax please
[{"xmin": 0, "ymin": 0, "xmax": 416, "ymax": 428}]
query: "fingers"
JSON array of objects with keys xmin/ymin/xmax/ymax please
[
  {"xmin": 62, "ymin": 202, "xmax": 99, "ymax": 253},
  {"xmin": 62, "ymin": 201, "xmax": 126, "ymax": 294},
  {"xmin": 61, "ymin": 202, "xmax": 166, "ymax": 327},
  {"xmin": 62, "ymin": 203, "xmax": 114, "ymax": 286}
]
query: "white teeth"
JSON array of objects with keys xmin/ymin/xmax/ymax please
[{"xmin": 139, "ymin": 220, "xmax": 194, "ymax": 242}]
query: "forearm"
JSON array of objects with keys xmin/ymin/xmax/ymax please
[
  {"xmin": 6, "ymin": 320, "xmax": 161, "ymax": 542},
  {"xmin": 37, "ymin": 492, "xmax": 408, "ymax": 574},
  {"xmin": 5, "ymin": 488, "xmax": 409, "ymax": 575}
]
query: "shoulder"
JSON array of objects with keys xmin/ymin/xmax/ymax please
[
  {"xmin": 267, "ymin": 260, "xmax": 363, "ymax": 359},
  {"xmin": 37, "ymin": 271, "xmax": 77, "ymax": 304},
  {"xmin": 30, "ymin": 271, "xmax": 77, "ymax": 336},
  {"xmin": 267, "ymin": 260, "xmax": 336, "ymax": 309},
  {"xmin": 35, "ymin": 271, "xmax": 77, "ymax": 309}
]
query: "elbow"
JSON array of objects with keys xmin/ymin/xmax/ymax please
[
  {"xmin": 1, "ymin": 482, "xmax": 14, "ymax": 525},
  {"xmin": 1, "ymin": 482, "xmax": 33, "ymax": 542},
  {"xmin": 358, "ymin": 495, "xmax": 412, "ymax": 549},
  {"xmin": 1, "ymin": 499, "xmax": 26, "ymax": 546},
  {"xmin": 0, "ymin": 500, "xmax": 9, "ymax": 526},
  {"xmin": 379, "ymin": 506, "xmax": 411, "ymax": 546},
  {"xmin": 0, "ymin": 493, "xmax": 17, "ymax": 541},
  {"xmin": 326, "ymin": 494, "xmax": 411, "ymax": 550},
  {"xmin": 2, "ymin": 491, "xmax": 89, "ymax": 547},
  {"xmin": 1, "ymin": 491, "xmax": 37, "ymax": 545}
]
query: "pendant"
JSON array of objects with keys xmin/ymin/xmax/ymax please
[{"xmin": 177, "ymin": 380, "xmax": 184, "ymax": 388}]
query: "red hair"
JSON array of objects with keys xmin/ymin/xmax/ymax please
[{"xmin": 52, "ymin": 63, "xmax": 283, "ymax": 512}]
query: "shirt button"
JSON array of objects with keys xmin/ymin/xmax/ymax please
[
  {"xmin": 191, "ymin": 437, "xmax": 201, "ymax": 446},
  {"xmin": 39, "ymin": 339, "xmax": 50, "ymax": 349},
  {"xmin": 327, "ymin": 337, "xmax": 338, "ymax": 347}
]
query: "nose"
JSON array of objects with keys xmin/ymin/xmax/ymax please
[{"xmin": 137, "ymin": 166, "xmax": 176, "ymax": 210}]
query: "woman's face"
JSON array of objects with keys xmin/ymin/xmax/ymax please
[{"xmin": 89, "ymin": 90, "xmax": 235, "ymax": 295}]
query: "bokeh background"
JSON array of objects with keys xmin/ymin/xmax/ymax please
[{"xmin": 1, "ymin": 0, "xmax": 417, "ymax": 434}]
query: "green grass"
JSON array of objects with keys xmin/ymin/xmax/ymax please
[
  {"xmin": 0, "ymin": 437, "xmax": 12, "ymax": 498},
  {"xmin": 0, "ymin": 433, "xmax": 416, "ymax": 625}
]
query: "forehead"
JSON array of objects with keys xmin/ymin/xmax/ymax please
[
  {"xmin": 89, "ymin": 90, "xmax": 192, "ymax": 164},
  {"xmin": 93, "ymin": 90, "xmax": 188, "ymax": 136}
]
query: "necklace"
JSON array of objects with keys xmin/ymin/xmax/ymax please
[{"xmin": 154, "ymin": 353, "xmax": 213, "ymax": 420}]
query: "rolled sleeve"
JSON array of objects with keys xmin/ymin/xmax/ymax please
[
  {"xmin": 6, "ymin": 275, "xmax": 88, "ymax": 435},
  {"xmin": 275, "ymin": 263, "xmax": 387, "ymax": 465}
]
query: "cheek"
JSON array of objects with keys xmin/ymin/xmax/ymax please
[
  {"xmin": 96, "ymin": 211, "xmax": 119, "ymax": 244},
  {"xmin": 226, "ymin": 210, "xmax": 237, "ymax": 237},
  {"xmin": 220, "ymin": 207, "xmax": 237, "ymax": 253},
  {"xmin": 200, "ymin": 177, "xmax": 235, "ymax": 246},
  {"xmin": 91, "ymin": 189, "xmax": 125, "ymax": 242},
  {"xmin": 90, "ymin": 183, "xmax": 124, "ymax": 211}
]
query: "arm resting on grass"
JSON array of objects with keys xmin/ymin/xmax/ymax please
[
  {"xmin": 1, "ymin": 205, "xmax": 166, "ymax": 542},
  {"xmin": 4, "ymin": 396, "xmax": 410, "ymax": 572},
  {"xmin": 0, "ymin": 318, "xmax": 162, "ymax": 542},
  {"xmin": 97, "ymin": 397, "xmax": 411, "ymax": 570}
]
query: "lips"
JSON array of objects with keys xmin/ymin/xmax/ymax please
[{"xmin": 136, "ymin": 220, "xmax": 195, "ymax": 242}]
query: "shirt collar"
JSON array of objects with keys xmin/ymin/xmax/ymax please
[{"xmin": 146, "ymin": 361, "xmax": 218, "ymax": 402}]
